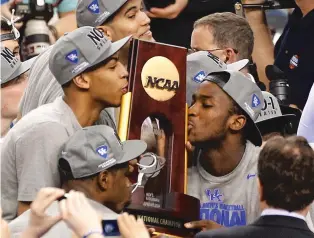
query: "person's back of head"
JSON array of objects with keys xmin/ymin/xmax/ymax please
[
  {"xmin": 258, "ymin": 136, "xmax": 314, "ymax": 212},
  {"xmin": 193, "ymin": 12, "xmax": 254, "ymax": 61}
]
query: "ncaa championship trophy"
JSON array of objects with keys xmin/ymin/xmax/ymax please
[{"xmin": 118, "ymin": 39, "xmax": 200, "ymax": 237}]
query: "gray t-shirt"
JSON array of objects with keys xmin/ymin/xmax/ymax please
[
  {"xmin": 1, "ymin": 97, "xmax": 82, "ymax": 222},
  {"xmin": 9, "ymin": 198, "xmax": 120, "ymax": 238},
  {"xmin": 187, "ymin": 141, "xmax": 261, "ymax": 227},
  {"xmin": 18, "ymin": 46, "xmax": 116, "ymax": 127}
]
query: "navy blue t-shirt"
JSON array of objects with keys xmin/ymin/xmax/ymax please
[{"xmin": 274, "ymin": 7, "xmax": 314, "ymax": 109}]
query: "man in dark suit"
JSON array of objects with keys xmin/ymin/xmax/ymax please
[{"xmin": 196, "ymin": 136, "xmax": 314, "ymax": 238}]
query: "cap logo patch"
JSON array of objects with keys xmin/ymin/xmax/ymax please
[
  {"xmin": 1, "ymin": 47, "xmax": 18, "ymax": 68},
  {"xmin": 193, "ymin": 71, "xmax": 206, "ymax": 83},
  {"xmin": 65, "ymin": 50, "xmax": 79, "ymax": 64},
  {"xmin": 96, "ymin": 145, "xmax": 108, "ymax": 159},
  {"xmin": 252, "ymin": 94, "xmax": 261, "ymax": 108},
  {"xmin": 88, "ymin": 0, "xmax": 100, "ymax": 14}
]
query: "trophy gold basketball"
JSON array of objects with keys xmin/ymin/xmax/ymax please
[{"xmin": 118, "ymin": 39, "xmax": 200, "ymax": 237}]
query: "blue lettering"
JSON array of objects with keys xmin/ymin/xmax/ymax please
[
  {"xmin": 240, "ymin": 210, "xmax": 246, "ymax": 225},
  {"xmin": 221, "ymin": 210, "xmax": 230, "ymax": 227},
  {"xmin": 200, "ymin": 203, "xmax": 247, "ymax": 227},
  {"xmin": 200, "ymin": 208, "xmax": 209, "ymax": 220},
  {"xmin": 230, "ymin": 211, "xmax": 246, "ymax": 227},
  {"xmin": 201, "ymin": 202, "xmax": 219, "ymax": 209},
  {"xmin": 209, "ymin": 209, "xmax": 221, "ymax": 224}
]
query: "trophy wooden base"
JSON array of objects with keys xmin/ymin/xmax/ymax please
[{"xmin": 125, "ymin": 191, "xmax": 200, "ymax": 237}]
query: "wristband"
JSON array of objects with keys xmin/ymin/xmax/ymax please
[{"xmin": 82, "ymin": 230, "xmax": 104, "ymax": 238}]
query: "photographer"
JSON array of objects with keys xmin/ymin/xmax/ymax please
[
  {"xmin": 1, "ymin": 0, "xmax": 78, "ymax": 60},
  {"xmin": 242, "ymin": 0, "xmax": 314, "ymax": 109}
]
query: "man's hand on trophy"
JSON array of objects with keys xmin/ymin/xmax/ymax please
[{"xmin": 184, "ymin": 220, "xmax": 223, "ymax": 231}]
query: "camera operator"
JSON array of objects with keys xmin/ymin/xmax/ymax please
[
  {"xmin": 1, "ymin": 0, "xmax": 77, "ymax": 31},
  {"xmin": 242, "ymin": 0, "xmax": 314, "ymax": 110},
  {"xmin": 1, "ymin": 0, "xmax": 78, "ymax": 60}
]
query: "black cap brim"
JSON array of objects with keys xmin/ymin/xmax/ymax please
[{"xmin": 246, "ymin": 117, "xmax": 263, "ymax": 146}]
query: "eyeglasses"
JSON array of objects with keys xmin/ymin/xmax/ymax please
[{"xmin": 188, "ymin": 48, "xmax": 239, "ymax": 55}]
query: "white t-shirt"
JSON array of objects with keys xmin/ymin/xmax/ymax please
[
  {"xmin": 298, "ymin": 83, "xmax": 314, "ymax": 143},
  {"xmin": 187, "ymin": 141, "xmax": 261, "ymax": 227},
  {"xmin": 1, "ymin": 96, "xmax": 82, "ymax": 222}
]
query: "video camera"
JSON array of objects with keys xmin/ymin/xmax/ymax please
[
  {"xmin": 14, "ymin": 0, "xmax": 56, "ymax": 60},
  {"xmin": 235, "ymin": 0, "xmax": 296, "ymax": 15},
  {"xmin": 15, "ymin": 0, "xmax": 54, "ymax": 22},
  {"xmin": 265, "ymin": 65, "xmax": 290, "ymax": 106}
]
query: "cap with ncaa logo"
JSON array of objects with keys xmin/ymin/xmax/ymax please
[
  {"xmin": 76, "ymin": 0, "xmax": 128, "ymax": 27},
  {"xmin": 186, "ymin": 51, "xmax": 249, "ymax": 105},
  {"xmin": 58, "ymin": 125, "xmax": 147, "ymax": 179},
  {"xmin": 49, "ymin": 26, "xmax": 131, "ymax": 86},
  {"xmin": 0, "ymin": 47, "xmax": 37, "ymax": 85},
  {"xmin": 204, "ymin": 70, "xmax": 264, "ymax": 146}
]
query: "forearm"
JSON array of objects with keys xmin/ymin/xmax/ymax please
[{"xmin": 244, "ymin": 9, "xmax": 274, "ymax": 90}]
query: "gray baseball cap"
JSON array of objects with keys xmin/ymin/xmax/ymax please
[
  {"xmin": 49, "ymin": 26, "xmax": 131, "ymax": 85},
  {"xmin": 59, "ymin": 125, "xmax": 147, "ymax": 179},
  {"xmin": 204, "ymin": 70, "xmax": 264, "ymax": 146},
  {"xmin": 187, "ymin": 51, "xmax": 249, "ymax": 105},
  {"xmin": 0, "ymin": 47, "xmax": 36, "ymax": 85},
  {"xmin": 76, "ymin": 0, "xmax": 128, "ymax": 27},
  {"xmin": 256, "ymin": 91, "xmax": 295, "ymax": 124}
]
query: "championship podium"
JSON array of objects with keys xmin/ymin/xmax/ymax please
[{"xmin": 118, "ymin": 39, "xmax": 200, "ymax": 237}]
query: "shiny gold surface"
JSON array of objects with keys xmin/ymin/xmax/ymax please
[{"xmin": 118, "ymin": 92, "xmax": 132, "ymax": 142}]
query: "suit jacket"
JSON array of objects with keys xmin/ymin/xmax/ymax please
[{"xmin": 196, "ymin": 215, "xmax": 314, "ymax": 238}]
